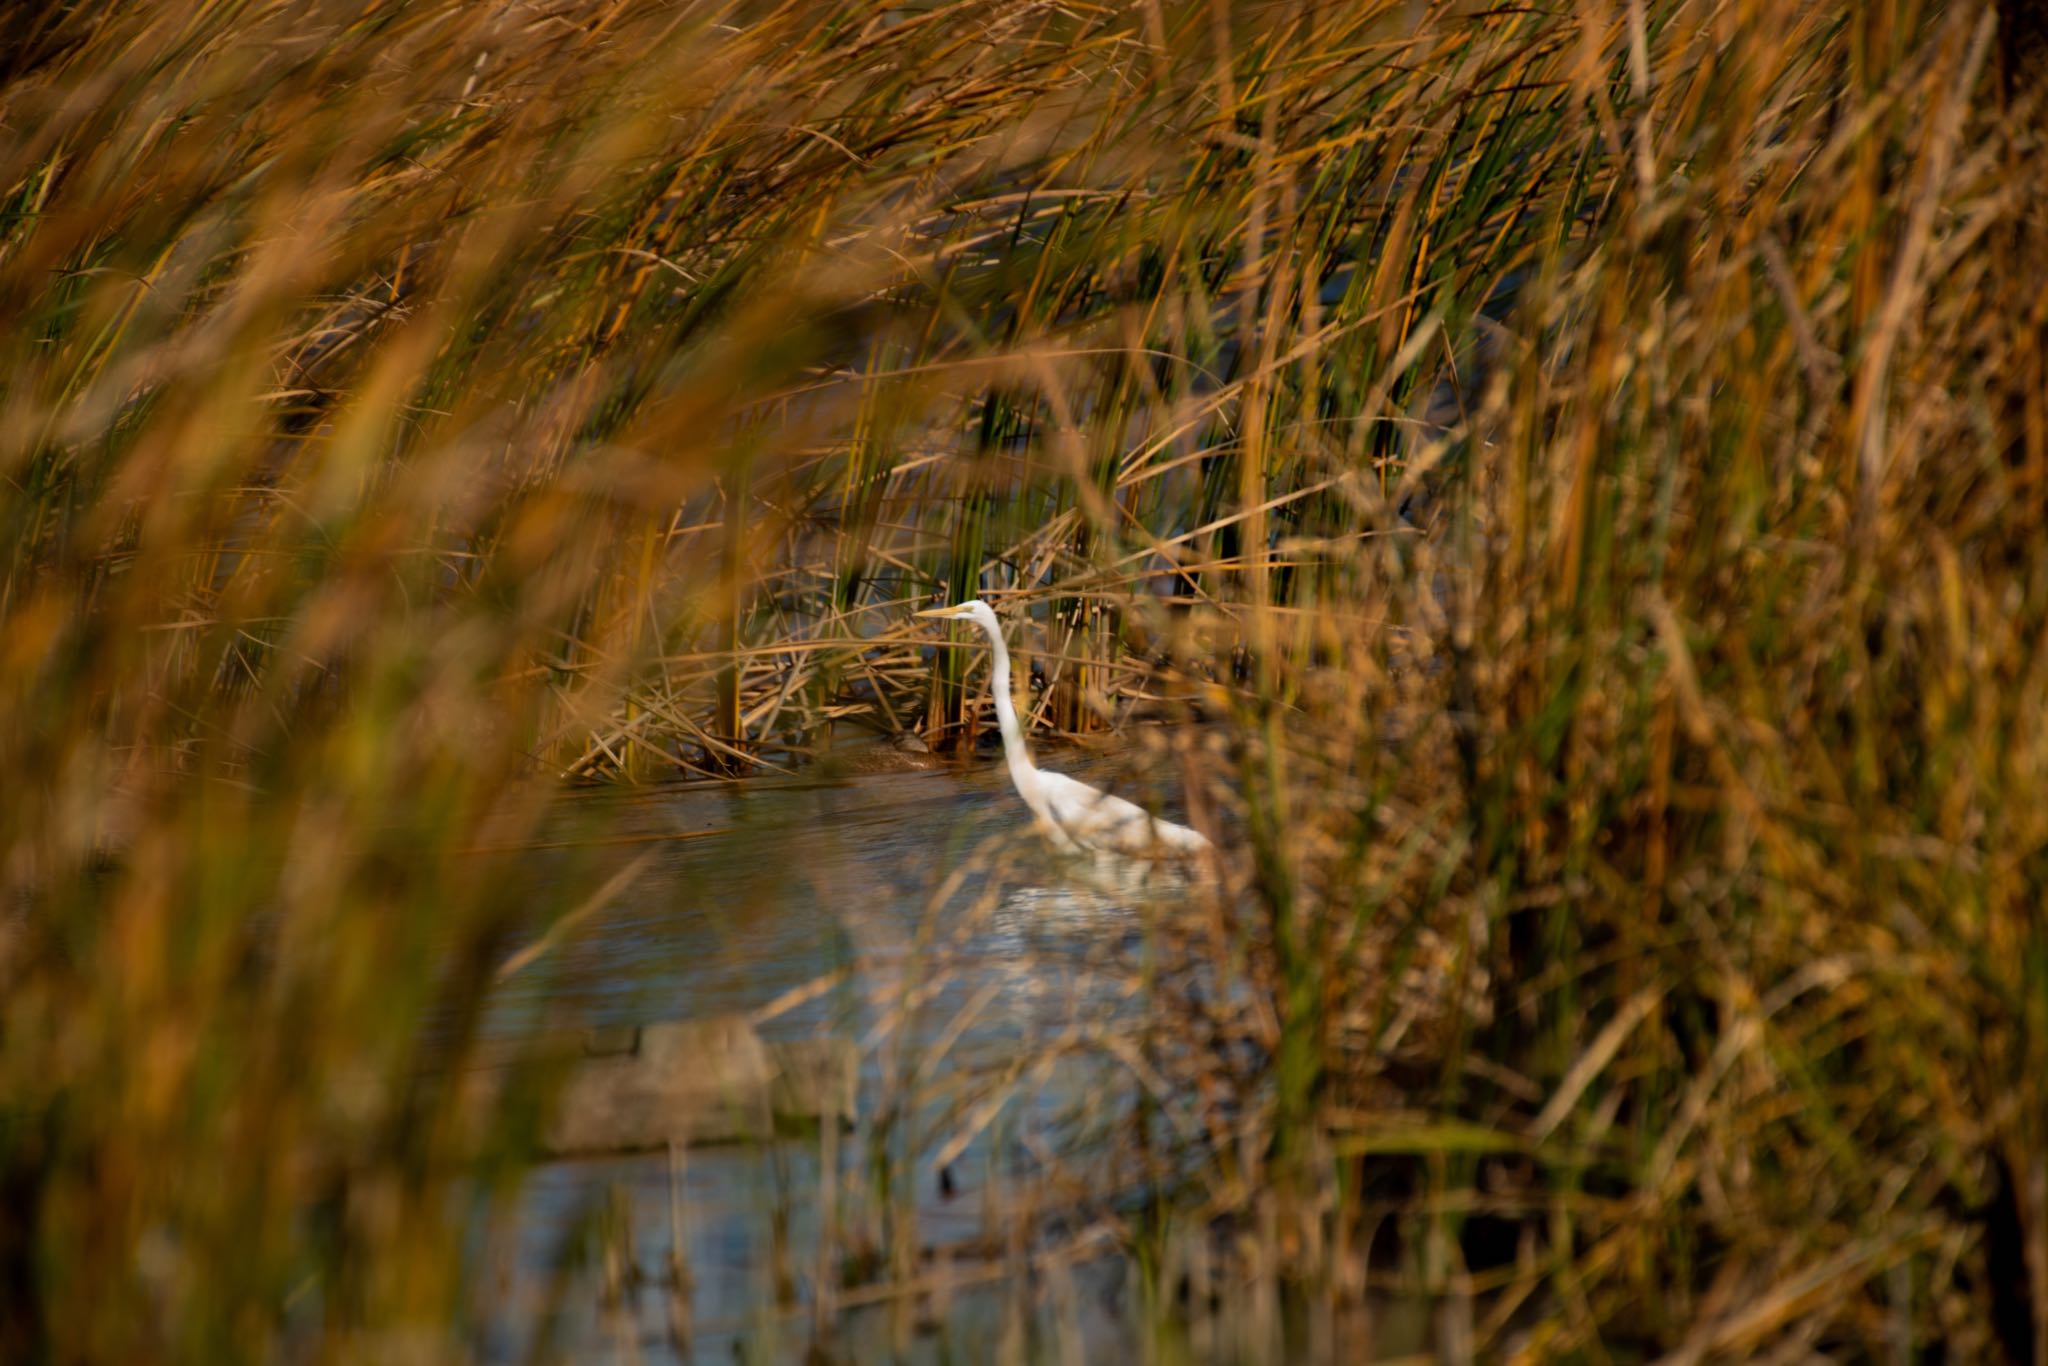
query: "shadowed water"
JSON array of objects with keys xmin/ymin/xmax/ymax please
[{"xmin": 478, "ymin": 752, "xmax": 1429, "ymax": 1362}]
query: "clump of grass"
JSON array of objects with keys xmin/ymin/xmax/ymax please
[{"xmin": 2, "ymin": 0, "xmax": 2044, "ymax": 1358}]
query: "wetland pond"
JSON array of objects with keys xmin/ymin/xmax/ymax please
[{"xmin": 475, "ymin": 746, "xmax": 1441, "ymax": 1363}]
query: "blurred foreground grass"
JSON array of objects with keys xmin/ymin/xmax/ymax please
[{"xmin": 2, "ymin": 0, "xmax": 2046, "ymax": 1358}]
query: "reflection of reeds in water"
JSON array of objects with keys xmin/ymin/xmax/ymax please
[{"xmin": 3, "ymin": 0, "xmax": 2046, "ymax": 1358}]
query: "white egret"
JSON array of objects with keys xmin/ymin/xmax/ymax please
[{"xmin": 915, "ymin": 600, "xmax": 1211, "ymax": 859}]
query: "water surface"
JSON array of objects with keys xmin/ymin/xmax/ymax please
[{"xmin": 482, "ymin": 752, "xmax": 1432, "ymax": 1363}]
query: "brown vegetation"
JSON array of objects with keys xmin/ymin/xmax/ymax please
[{"xmin": 1, "ymin": 0, "xmax": 2044, "ymax": 1358}]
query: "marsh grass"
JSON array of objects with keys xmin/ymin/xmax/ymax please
[{"xmin": 3, "ymin": 0, "xmax": 2046, "ymax": 1358}]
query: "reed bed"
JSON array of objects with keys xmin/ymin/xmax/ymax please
[{"xmin": 3, "ymin": 0, "xmax": 2045, "ymax": 1358}]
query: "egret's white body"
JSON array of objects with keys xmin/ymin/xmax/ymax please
[{"xmin": 916, "ymin": 600, "xmax": 1211, "ymax": 860}]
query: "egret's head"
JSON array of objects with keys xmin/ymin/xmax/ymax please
[{"xmin": 914, "ymin": 599, "xmax": 996, "ymax": 628}]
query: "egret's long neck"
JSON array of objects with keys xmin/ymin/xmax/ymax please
[{"xmin": 976, "ymin": 614, "xmax": 1037, "ymax": 788}]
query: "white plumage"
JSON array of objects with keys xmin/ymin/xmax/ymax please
[{"xmin": 915, "ymin": 599, "xmax": 1211, "ymax": 859}]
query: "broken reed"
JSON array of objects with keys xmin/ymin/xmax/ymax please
[{"xmin": 2, "ymin": 0, "xmax": 2045, "ymax": 1359}]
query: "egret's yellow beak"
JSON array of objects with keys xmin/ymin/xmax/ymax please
[{"xmin": 915, "ymin": 604, "xmax": 970, "ymax": 619}]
